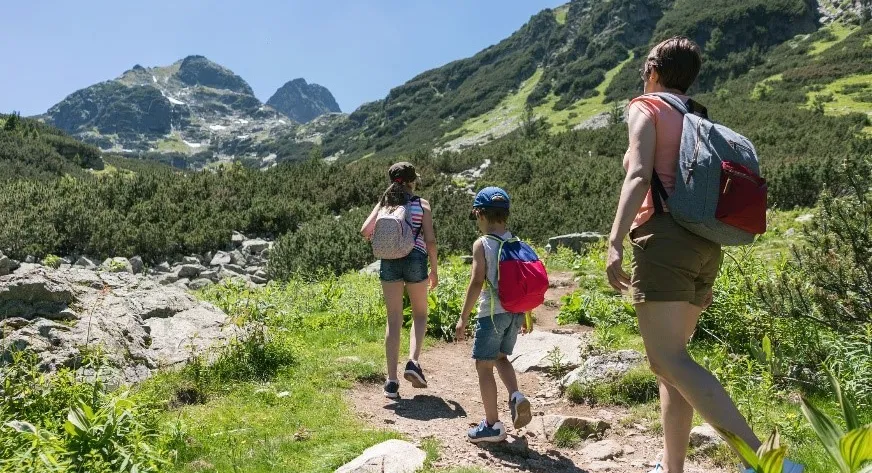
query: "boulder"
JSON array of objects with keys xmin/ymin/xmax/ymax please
[
  {"xmin": 561, "ymin": 350, "xmax": 646, "ymax": 388},
  {"xmin": 250, "ymin": 274, "xmax": 268, "ymax": 285},
  {"xmin": 73, "ymin": 256, "xmax": 98, "ymax": 270},
  {"xmin": 182, "ymin": 256, "xmax": 201, "ymax": 265},
  {"xmin": 0, "ymin": 255, "xmax": 20, "ymax": 276},
  {"xmin": 690, "ymin": 423, "xmax": 724, "ymax": 452},
  {"xmin": 509, "ymin": 331, "xmax": 586, "ymax": 373},
  {"xmin": 581, "ymin": 439, "xmax": 624, "ymax": 461},
  {"xmin": 229, "ymin": 250, "xmax": 247, "ymax": 266},
  {"xmin": 242, "ymin": 239, "xmax": 269, "ymax": 254},
  {"xmin": 254, "ymin": 269, "xmax": 268, "ymax": 279},
  {"xmin": 546, "ymin": 233, "xmax": 606, "ymax": 254},
  {"xmin": 158, "ymin": 273, "xmax": 180, "ymax": 285},
  {"xmin": 101, "ymin": 257, "xmax": 133, "ymax": 273},
  {"xmin": 24, "ymin": 256, "xmax": 36, "ymax": 264},
  {"xmin": 334, "ymin": 439, "xmax": 426, "ymax": 473},
  {"xmin": 176, "ymin": 264, "xmax": 203, "ymax": 279},
  {"xmin": 231, "ymin": 231, "xmax": 246, "ymax": 247},
  {"xmin": 188, "ymin": 278, "xmax": 214, "ymax": 291},
  {"xmin": 536, "ymin": 415, "xmax": 610, "ymax": 442},
  {"xmin": 0, "ymin": 266, "xmax": 234, "ymax": 384},
  {"xmin": 360, "ymin": 261, "xmax": 381, "ymax": 276},
  {"xmin": 153, "ymin": 261, "xmax": 171, "ymax": 273},
  {"xmin": 210, "ymin": 251, "xmax": 232, "ymax": 266},
  {"xmin": 200, "ymin": 270, "xmax": 219, "ymax": 282},
  {"xmin": 129, "ymin": 256, "xmax": 144, "ymax": 274}
]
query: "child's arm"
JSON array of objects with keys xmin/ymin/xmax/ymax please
[{"xmin": 455, "ymin": 239, "xmax": 486, "ymax": 341}]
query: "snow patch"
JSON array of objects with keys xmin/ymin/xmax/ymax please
[
  {"xmin": 237, "ymin": 134, "xmax": 250, "ymax": 140},
  {"xmin": 209, "ymin": 124, "xmax": 227, "ymax": 131},
  {"xmin": 167, "ymin": 96, "xmax": 185, "ymax": 105},
  {"xmin": 183, "ymin": 141, "xmax": 203, "ymax": 148},
  {"xmin": 235, "ymin": 119, "xmax": 249, "ymax": 125}
]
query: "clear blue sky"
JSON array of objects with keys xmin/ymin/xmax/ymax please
[{"xmin": 1, "ymin": 0, "xmax": 564, "ymax": 116}]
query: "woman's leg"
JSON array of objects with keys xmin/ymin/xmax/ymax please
[
  {"xmin": 657, "ymin": 306, "xmax": 701, "ymax": 473},
  {"xmin": 637, "ymin": 301, "xmax": 761, "ymax": 469},
  {"xmin": 382, "ymin": 281, "xmax": 405, "ymax": 381},
  {"xmin": 406, "ymin": 281, "xmax": 429, "ymax": 362}
]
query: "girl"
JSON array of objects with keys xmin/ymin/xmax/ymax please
[{"xmin": 361, "ymin": 162, "xmax": 438, "ymax": 399}]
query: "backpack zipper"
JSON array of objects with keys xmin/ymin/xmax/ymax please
[
  {"xmin": 728, "ymin": 140, "xmax": 753, "ymax": 154},
  {"xmin": 687, "ymin": 118, "xmax": 704, "ymax": 184}
]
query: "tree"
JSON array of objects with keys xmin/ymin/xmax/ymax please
[{"xmin": 3, "ymin": 111, "xmax": 21, "ymax": 131}]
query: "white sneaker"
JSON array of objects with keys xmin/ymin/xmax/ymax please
[
  {"xmin": 743, "ymin": 459, "xmax": 804, "ymax": 473},
  {"xmin": 648, "ymin": 464, "xmax": 663, "ymax": 473}
]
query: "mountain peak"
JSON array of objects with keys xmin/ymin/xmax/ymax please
[
  {"xmin": 176, "ymin": 55, "xmax": 254, "ymax": 95},
  {"xmin": 267, "ymin": 79, "xmax": 341, "ymax": 123}
]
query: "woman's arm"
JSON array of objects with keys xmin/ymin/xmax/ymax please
[
  {"xmin": 606, "ymin": 104, "xmax": 657, "ymax": 291},
  {"xmin": 420, "ymin": 199, "xmax": 439, "ymax": 289},
  {"xmin": 360, "ymin": 203, "xmax": 381, "ymax": 240}
]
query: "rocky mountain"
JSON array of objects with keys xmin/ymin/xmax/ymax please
[
  {"xmin": 41, "ymin": 56, "xmax": 341, "ymax": 168},
  {"xmin": 267, "ymin": 78, "xmax": 341, "ymax": 123}
]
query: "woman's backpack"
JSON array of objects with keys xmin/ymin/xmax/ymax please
[
  {"xmin": 484, "ymin": 235, "xmax": 549, "ymax": 314},
  {"xmin": 649, "ymin": 93, "xmax": 767, "ymax": 246},
  {"xmin": 370, "ymin": 197, "xmax": 421, "ymax": 260}
]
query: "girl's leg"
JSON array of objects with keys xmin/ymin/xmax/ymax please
[
  {"xmin": 406, "ymin": 281, "xmax": 429, "ymax": 362},
  {"xmin": 637, "ymin": 301, "xmax": 761, "ymax": 469},
  {"xmin": 658, "ymin": 307, "xmax": 701, "ymax": 473},
  {"xmin": 382, "ymin": 281, "xmax": 405, "ymax": 381}
]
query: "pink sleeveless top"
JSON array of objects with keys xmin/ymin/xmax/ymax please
[{"xmin": 623, "ymin": 94, "xmax": 687, "ymax": 229}]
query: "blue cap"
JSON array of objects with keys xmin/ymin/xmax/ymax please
[{"xmin": 473, "ymin": 187, "xmax": 510, "ymax": 209}]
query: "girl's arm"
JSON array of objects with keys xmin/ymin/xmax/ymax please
[
  {"xmin": 606, "ymin": 103, "xmax": 656, "ymax": 291},
  {"xmin": 360, "ymin": 203, "xmax": 381, "ymax": 240},
  {"xmin": 420, "ymin": 199, "xmax": 439, "ymax": 289}
]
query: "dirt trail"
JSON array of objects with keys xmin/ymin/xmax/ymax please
[{"xmin": 349, "ymin": 273, "xmax": 729, "ymax": 473}]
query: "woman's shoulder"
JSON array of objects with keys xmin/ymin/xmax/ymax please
[{"xmin": 415, "ymin": 197, "xmax": 431, "ymax": 211}]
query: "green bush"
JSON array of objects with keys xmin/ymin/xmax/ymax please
[
  {"xmin": 565, "ymin": 366, "xmax": 658, "ymax": 406},
  {"xmin": 557, "ymin": 291, "xmax": 635, "ymax": 327}
]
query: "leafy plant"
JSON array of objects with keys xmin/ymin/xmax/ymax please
[
  {"xmin": 714, "ymin": 428, "xmax": 788, "ymax": 473},
  {"xmin": 546, "ymin": 347, "xmax": 570, "ymax": 379},
  {"xmin": 42, "ymin": 254, "xmax": 62, "ymax": 269}
]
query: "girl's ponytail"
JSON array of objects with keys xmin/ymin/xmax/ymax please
[{"xmin": 380, "ymin": 180, "xmax": 409, "ymax": 208}]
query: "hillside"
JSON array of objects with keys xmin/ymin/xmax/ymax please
[{"xmin": 40, "ymin": 56, "xmax": 342, "ymax": 168}]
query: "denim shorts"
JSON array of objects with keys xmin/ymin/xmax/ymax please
[
  {"xmin": 472, "ymin": 312, "xmax": 524, "ymax": 360},
  {"xmin": 379, "ymin": 250, "xmax": 428, "ymax": 283}
]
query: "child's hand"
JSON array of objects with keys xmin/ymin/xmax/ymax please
[{"xmin": 454, "ymin": 320, "xmax": 467, "ymax": 341}]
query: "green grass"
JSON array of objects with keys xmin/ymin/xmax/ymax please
[
  {"xmin": 807, "ymin": 22, "xmax": 859, "ymax": 56},
  {"xmin": 806, "ymin": 73, "xmax": 872, "ymax": 134},
  {"xmin": 155, "ymin": 133, "xmax": 194, "ymax": 153},
  {"xmin": 554, "ymin": 5, "xmax": 569, "ymax": 25}
]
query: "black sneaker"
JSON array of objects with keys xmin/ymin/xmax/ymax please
[
  {"xmin": 403, "ymin": 360, "xmax": 427, "ymax": 388},
  {"xmin": 384, "ymin": 380, "xmax": 399, "ymax": 399}
]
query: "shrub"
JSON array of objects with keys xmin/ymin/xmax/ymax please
[
  {"xmin": 565, "ymin": 367, "xmax": 658, "ymax": 406},
  {"xmin": 557, "ymin": 291, "xmax": 635, "ymax": 327}
]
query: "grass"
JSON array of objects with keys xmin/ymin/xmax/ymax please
[
  {"xmin": 565, "ymin": 366, "xmax": 659, "ymax": 406},
  {"xmin": 807, "ymin": 22, "xmax": 859, "ymax": 56},
  {"xmin": 806, "ymin": 73, "xmax": 872, "ymax": 134},
  {"xmin": 554, "ymin": 5, "xmax": 569, "ymax": 25},
  {"xmin": 155, "ymin": 133, "xmax": 194, "ymax": 153}
]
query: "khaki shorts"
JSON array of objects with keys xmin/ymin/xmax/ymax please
[{"xmin": 629, "ymin": 214, "xmax": 722, "ymax": 308}]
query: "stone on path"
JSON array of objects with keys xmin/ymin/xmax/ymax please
[
  {"xmin": 360, "ymin": 261, "xmax": 381, "ymax": 276},
  {"xmin": 690, "ymin": 423, "xmax": 724, "ymax": 452},
  {"xmin": 535, "ymin": 415, "xmax": 610, "ymax": 441},
  {"xmin": 334, "ymin": 439, "xmax": 426, "ymax": 473},
  {"xmin": 581, "ymin": 439, "xmax": 624, "ymax": 461},
  {"xmin": 561, "ymin": 350, "xmax": 645, "ymax": 387},
  {"xmin": 509, "ymin": 331, "xmax": 585, "ymax": 373}
]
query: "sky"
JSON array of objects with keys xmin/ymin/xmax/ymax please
[{"xmin": 1, "ymin": 0, "xmax": 564, "ymax": 116}]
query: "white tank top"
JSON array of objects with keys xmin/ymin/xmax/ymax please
[{"xmin": 477, "ymin": 231, "xmax": 512, "ymax": 318}]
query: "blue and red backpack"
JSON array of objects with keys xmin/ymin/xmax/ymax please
[{"xmin": 484, "ymin": 234, "xmax": 549, "ymax": 315}]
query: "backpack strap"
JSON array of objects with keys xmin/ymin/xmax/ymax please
[
  {"xmin": 648, "ymin": 92, "xmax": 709, "ymax": 119},
  {"xmin": 651, "ymin": 172, "xmax": 670, "ymax": 215}
]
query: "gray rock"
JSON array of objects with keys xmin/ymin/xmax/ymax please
[
  {"xmin": 174, "ymin": 278, "xmax": 191, "ymax": 288},
  {"xmin": 242, "ymin": 239, "xmax": 269, "ymax": 254},
  {"xmin": 509, "ymin": 331, "xmax": 587, "ymax": 373},
  {"xmin": 158, "ymin": 273, "xmax": 179, "ymax": 285},
  {"xmin": 188, "ymin": 278, "xmax": 214, "ymax": 290},
  {"xmin": 690, "ymin": 423, "xmax": 724, "ymax": 452},
  {"xmin": 360, "ymin": 261, "xmax": 381, "ymax": 276},
  {"xmin": 129, "ymin": 256, "xmax": 144, "ymax": 275},
  {"xmin": 784, "ymin": 228, "xmax": 796, "ymax": 238},
  {"xmin": 210, "ymin": 251, "xmax": 232, "ymax": 266},
  {"xmin": 260, "ymin": 246, "xmax": 271, "ymax": 259},
  {"xmin": 0, "ymin": 256, "xmax": 20, "ymax": 276},
  {"xmin": 229, "ymin": 250, "xmax": 246, "ymax": 266},
  {"xmin": 221, "ymin": 264, "xmax": 246, "ymax": 275},
  {"xmin": 73, "ymin": 256, "xmax": 98, "ymax": 270},
  {"xmin": 254, "ymin": 269, "xmax": 268, "ymax": 279},
  {"xmin": 561, "ymin": 350, "xmax": 646, "ymax": 387},
  {"xmin": 334, "ymin": 439, "xmax": 426, "ymax": 473},
  {"xmin": 101, "ymin": 257, "xmax": 132, "ymax": 273},
  {"xmin": 182, "ymin": 256, "xmax": 201, "ymax": 265},
  {"xmin": 547, "ymin": 233, "xmax": 606, "ymax": 254},
  {"xmin": 795, "ymin": 213, "xmax": 814, "ymax": 223},
  {"xmin": 176, "ymin": 264, "xmax": 203, "ymax": 279},
  {"xmin": 153, "ymin": 262, "xmax": 171, "ymax": 273},
  {"xmin": 581, "ymin": 439, "xmax": 624, "ymax": 461},
  {"xmin": 250, "ymin": 274, "xmax": 268, "ymax": 285},
  {"xmin": 24, "ymin": 256, "xmax": 36, "ymax": 264},
  {"xmin": 460, "ymin": 255, "xmax": 474, "ymax": 265},
  {"xmin": 200, "ymin": 270, "xmax": 219, "ymax": 282},
  {"xmin": 536, "ymin": 415, "xmax": 610, "ymax": 442},
  {"xmin": 245, "ymin": 266, "xmax": 259, "ymax": 275},
  {"xmin": 231, "ymin": 231, "xmax": 246, "ymax": 247}
]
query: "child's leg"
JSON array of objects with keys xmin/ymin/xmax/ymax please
[
  {"xmin": 495, "ymin": 353, "xmax": 519, "ymax": 395},
  {"xmin": 406, "ymin": 281, "xmax": 429, "ymax": 362},
  {"xmin": 381, "ymin": 281, "xmax": 405, "ymax": 381},
  {"xmin": 475, "ymin": 360, "xmax": 499, "ymax": 425}
]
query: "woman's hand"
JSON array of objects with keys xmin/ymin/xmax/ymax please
[
  {"xmin": 606, "ymin": 242, "xmax": 631, "ymax": 292},
  {"xmin": 429, "ymin": 270, "xmax": 439, "ymax": 290},
  {"xmin": 454, "ymin": 319, "xmax": 467, "ymax": 341}
]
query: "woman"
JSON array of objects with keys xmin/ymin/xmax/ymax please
[
  {"xmin": 606, "ymin": 38, "xmax": 803, "ymax": 473},
  {"xmin": 361, "ymin": 162, "xmax": 438, "ymax": 399}
]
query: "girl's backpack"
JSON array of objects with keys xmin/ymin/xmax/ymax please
[
  {"xmin": 370, "ymin": 197, "xmax": 421, "ymax": 260},
  {"xmin": 484, "ymin": 234, "xmax": 549, "ymax": 314},
  {"xmin": 648, "ymin": 93, "xmax": 767, "ymax": 245}
]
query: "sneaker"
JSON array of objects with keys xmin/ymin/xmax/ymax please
[
  {"xmin": 467, "ymin": 420, "xmax": 506, "ymax": 443},
  {"xmin": 509, "ymin": 393, "xmax": 532, "ymax": 429},
  {"xmin": 648, "ymin": 464, "xmax": 663, "ymax": 473},
  {"xmin": 743, "ymin": 459, "xmax": 804, "ymax": 473},
  {"xmin": 383, "ymin": 380, "xmax": 399, "ymax": 399},
  {"xmin": 403, "ymin": 360, "xmax": 427, "ymax": 388}
]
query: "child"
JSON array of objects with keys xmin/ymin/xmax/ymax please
[{"xmin": 454, "ymin": 187, "xmax": 533, "ymax": 443}]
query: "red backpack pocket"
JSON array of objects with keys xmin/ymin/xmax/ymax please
[
  {"xmin": 715, "ymin": 161, "xmax": 767, "ymax": 235},
  {"xmin": 495, "ymin": 239, "xmax": 549, "ymax": 313}
]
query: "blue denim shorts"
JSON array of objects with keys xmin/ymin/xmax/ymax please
[
  {"xmin": 472, "ymin": 313, "xmax": 524, "ymax": 360},
  {"xmin": 379, "ymin": 250, "xmax": 428, "ymax": 283}
]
